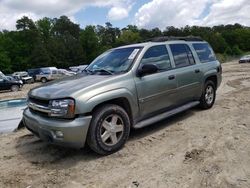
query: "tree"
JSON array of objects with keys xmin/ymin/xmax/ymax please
[
  {"xmin": 80, "ymin": 26, "xmax": 100, "ymax": 63},
  {"xmin": 116, "ymin": 30, "xmax": 141, "ymax": 46},
  {"xmin": 16, "ymin": 16, "xmax": 37, "ymax": 31},
  {"xmin": 0, "ymin": 50, "xmax": 11, "ymax": 73},
  {"xmin": 36, "ymin": 17, "xmax": 53, "ymax": 44}
]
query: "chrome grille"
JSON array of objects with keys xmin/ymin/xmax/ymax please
[{"xmin": 28, "ymin": 97, "xmax": 50, "ymax": 116}]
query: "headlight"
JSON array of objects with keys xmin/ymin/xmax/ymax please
[{"xmin": 49, "ymin": 99, "xmax": 75, "ymax": 118}]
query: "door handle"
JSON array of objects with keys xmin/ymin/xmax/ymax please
[
  {"xmin": 168, "ymin": 75, "xmax": 175, "ymax": 80},
  {"xmin": 195, "ymin": 69, "xmax": 200, "ymax": 73}
]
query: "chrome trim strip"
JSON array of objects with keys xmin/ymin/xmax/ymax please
[{"xmin": 28, "ymin": 102, "xmax": 50, "ymax": 113}]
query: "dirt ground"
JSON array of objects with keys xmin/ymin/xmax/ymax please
[
  {"xmin": 0, "ymin": 61, "xmax": 250, "ymax": 188},
  {"xmin": 0, "ymin": 83, "xmax": 41, "ymax": 101}
]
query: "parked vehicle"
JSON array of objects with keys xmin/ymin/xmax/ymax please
[
  {"xmin": 27, "ymin": 68, "xmax": 41, "ymax": 80},
  {"xmin": 58, "ymin": 69, "xmax": 76, "ymax": 76},
  {"xmin": 239, "ymin": 55, "xmax": 250, "ymax": 63},
  {"xmin": 12, "ymin": 71, "xmax": 34, "ymax": 84},
  {"xmin": 0, "ymin": 73, "xmax": 23, "ymax": 92},
  {"xmin": 69, "ymin": 65, "xmax": 88, "ymax": 73},
  {"xmin": 35, "ymin": 67, "xmax": 63, "ymax": 83},
  {"xmin": 5, "ymin": 75, "xmax": 23, "ymax": 83},
  {"xmin": 23, "ymin": 37, "xmax": 222, "ymax": 155}
]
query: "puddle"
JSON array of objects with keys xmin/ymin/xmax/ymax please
[{"xmin": 0, "ymin": 98, "xmax": 27, "ymax": 134}]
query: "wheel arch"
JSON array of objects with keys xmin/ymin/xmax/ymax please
[
  {"xmin": 76, "ymin": 88, "xmax": 139, "ymax": 126},
  {"xmin": 205, "ymin": 75, "xmax": 217, "ymax": 89}
]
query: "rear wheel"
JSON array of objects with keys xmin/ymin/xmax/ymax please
[
  {"xmin": 87, "ymin": 104, "xmax": 130, "ymax": 155},
  {"xmin": 200, "ymin": 80, "xmax": 216, "ymax": 109},
  {"xmin": 41, "ymin": 77, "xmax": 47, "ymax": 83},
  {"xmin": 11, "ymin": 85, "xmax": 19, "ymax": 92}
]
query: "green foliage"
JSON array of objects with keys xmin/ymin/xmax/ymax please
[
  {"xmin": 0, "ymin": 17, "xmax": 250, "ymax": 73},
  {"xmin": 231, "ymin": 45, "xmax": 243, "ymax": 56},
  {"xmin": 0, "ymin": 50, "xmax": 12, "ymax": 73},
  {"xmin": 116, "ymin": 30, "xmax": 141, "ymax": 46},
  {"xmin": 80, "ymin": 25, "xmax": 100, "ymax": 63}
]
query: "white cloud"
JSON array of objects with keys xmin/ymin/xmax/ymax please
[
  {"xmin": 0, "ymin": 0, "xmax": 131, "ymax": 30},
  {"xmin": 108, "ymin": 7, "xmax": 129, "ymax": 21},
  {"xmin": 202, "ymin": 0, "xmax": 250, "ymax": 26},
  {"xmin": 134, "ymin": 0, "xmax": 209, "ymax": 29},
  {"xmin": 134, "ymin": 0, "xmax": 250, "ymax": 29}
]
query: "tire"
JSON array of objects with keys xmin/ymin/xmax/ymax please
[
  {"xmin": 87, "ymin": 104, "xmax": 130, "ymax": 155},
  {"xmin": 41, "ymin": 77, "xmax": 47, "ymax": 83},
  {"xmin": 11, "ymin": 85, "xmax": 19, "ymax": 92},
  {"xmin": 200, "ymin": 80, "xmax": 216, "ymax": 109}
]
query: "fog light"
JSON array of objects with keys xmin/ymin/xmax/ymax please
[{"xmin": 55, "ymin": 131, "xmax": 64, "ymax": 138}]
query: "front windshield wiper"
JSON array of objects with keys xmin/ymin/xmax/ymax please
[{"xmin": 93, "ymin": 68, "xmax": 114, "ymax": 75}]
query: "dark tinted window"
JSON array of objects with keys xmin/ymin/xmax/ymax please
[
  {"xmin": 192, "ymin": 43, "xmax": 216, "ymax": 63},
  {"xmin": 141, "ymin": 45, "xmax": 171, "ymax": 70},
  {"xmin": 170, "ymin": 44, "xmax": 195, "ymax": 68}
]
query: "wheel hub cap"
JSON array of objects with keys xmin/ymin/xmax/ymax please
[
  {"xmin": 205, "ymin": 85, "xmax": 214, "ymax": 105},
  {"xmin": 100, "ymin": 114, "xmax": 124, "ymax": 146}
]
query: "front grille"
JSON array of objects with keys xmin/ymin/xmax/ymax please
[
  {"xmin": 28, "ymin": 96, "xmax": 50, "ymax": 117},
  {"xmin": 29, "ymin": 97, "xmax": 49, "ymax": 106}
]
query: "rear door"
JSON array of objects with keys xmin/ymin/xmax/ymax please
[
  {"xmin": 169, "ymin": 43, "xmax": 203, "ymax": 104},
  {"xmin": 134, "ymin": 45, "xmax": 178, "ymax": 118}
]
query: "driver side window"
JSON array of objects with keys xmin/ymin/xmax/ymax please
[{"xmin": 141, "ymin": 45, "xmax": 172, "ymax": 71}]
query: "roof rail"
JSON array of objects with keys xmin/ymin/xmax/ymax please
[{"xmin": 147, "ymin": 36, "xmax": 203, "ymax": 42}]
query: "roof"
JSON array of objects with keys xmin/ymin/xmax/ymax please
[{"xmin": 115, "ymin": 36, "xmax": 206, "ymax": 49}]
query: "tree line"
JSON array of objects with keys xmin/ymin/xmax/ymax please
[{"xmin": 0, "ymin": 15, "xmax": 250, "ymax": 73}]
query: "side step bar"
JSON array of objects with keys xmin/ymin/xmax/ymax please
[{"xmin": 134, "ymin": 101, "xmax": 200, "ymax": 129}]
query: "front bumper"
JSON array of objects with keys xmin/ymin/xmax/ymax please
[{"xmin": 23, "ymin": 108, "xmax": 92, "ymax": 148}]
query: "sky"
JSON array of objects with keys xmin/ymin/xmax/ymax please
[{"xmin": 0, "ymin": 0, "xmax": 250, "ymax": 30}]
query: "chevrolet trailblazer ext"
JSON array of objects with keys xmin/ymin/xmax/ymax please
[{"xmin": 23, "ymin": 37, "xmax": 222, "ymax": 155}]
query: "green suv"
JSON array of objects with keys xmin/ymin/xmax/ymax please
[{"xmin": 23, "ymin": 37, "xmax": 222, "ymax": 155}]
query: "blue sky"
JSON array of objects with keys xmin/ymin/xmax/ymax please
[
  {"xmin": 0, "ymin": 0, "xmax": 249, "ymax": 30},
  {"xmin": 75, "ymin": 0, "xmax": 151, "ymax": 28}
]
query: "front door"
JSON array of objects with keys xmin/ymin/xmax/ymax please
[{"xmin": 134, "ymin": 45, "xmax": 177, "ymax": 118}]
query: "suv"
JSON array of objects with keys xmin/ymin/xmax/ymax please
[{"xmin": 23, "ymin": 37, "xmax": 222, "ymax": 155}]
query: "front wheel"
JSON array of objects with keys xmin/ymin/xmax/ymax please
[
  {"xmin": 87, "ymin": 104, "xmax": 130, "ymax": 155},
  {"xmin": 200, "ymin": 80, "xmax": 216, "ymax": 109},
  {"xmin": 11, "ymin": 85, "xmax": 19, "ymax": 92},
  {"xmin": 41, "ymin": 77, "xmax": 47, "ymax": 83}
]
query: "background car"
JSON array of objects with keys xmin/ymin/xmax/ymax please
[
  {"xmin": 36, "ymin": 67, "xmax": 74, "ymax": 83},
  {"xmin": 12, "ymin": 71, "xmax": 34, "ymax": 84},
  {"xmin": 58, "ymin": 69, "xmax": 76, "ymax": 76},
  {"xmin": 27, "ymin": 68, "xmax": 41, "ymax": 81},
  {"xmin": 69, "ymin": 65, "xmax": 88, "ymax": 74},
  {"xmin": 239, "ymin": 55, "xmax": 250, "ymax": 63},
  {"xmin": 0, "ymin": 74, "xmax": 23, "ymax": 92}
]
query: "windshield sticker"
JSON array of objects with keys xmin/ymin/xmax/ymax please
[{"xmin": 128, "ymin": 49, "xmax": 140, "ymax": 60}]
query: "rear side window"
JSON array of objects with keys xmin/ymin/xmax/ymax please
[
  {"xmin": 192, "ymin": 43, "xmax": 216, "ymax": 63},
  {"xmin": 170, "ymin": 44, "xmax": 195, "ymax": 68},
  {"xmin": 141, "ymin": 45, "xmax": 171, "ymax": 70}
]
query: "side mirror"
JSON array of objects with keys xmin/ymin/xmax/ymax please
[{"xmin": 137, "ymin": 64, "xmax": 158, "ymax": 77}]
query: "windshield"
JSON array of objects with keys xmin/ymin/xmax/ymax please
[{"xmin": 86, "ymin": 47, "xmax": 142, "ymax": 74}]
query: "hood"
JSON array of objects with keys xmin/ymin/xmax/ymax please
[{"xmin": 29, "ymin": 74, "xmax": 112, "ymax": 99}]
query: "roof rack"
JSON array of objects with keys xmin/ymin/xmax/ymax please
[{"xmin": 146, "ymin": 36, "xmax": 203, "ymax": 42}]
